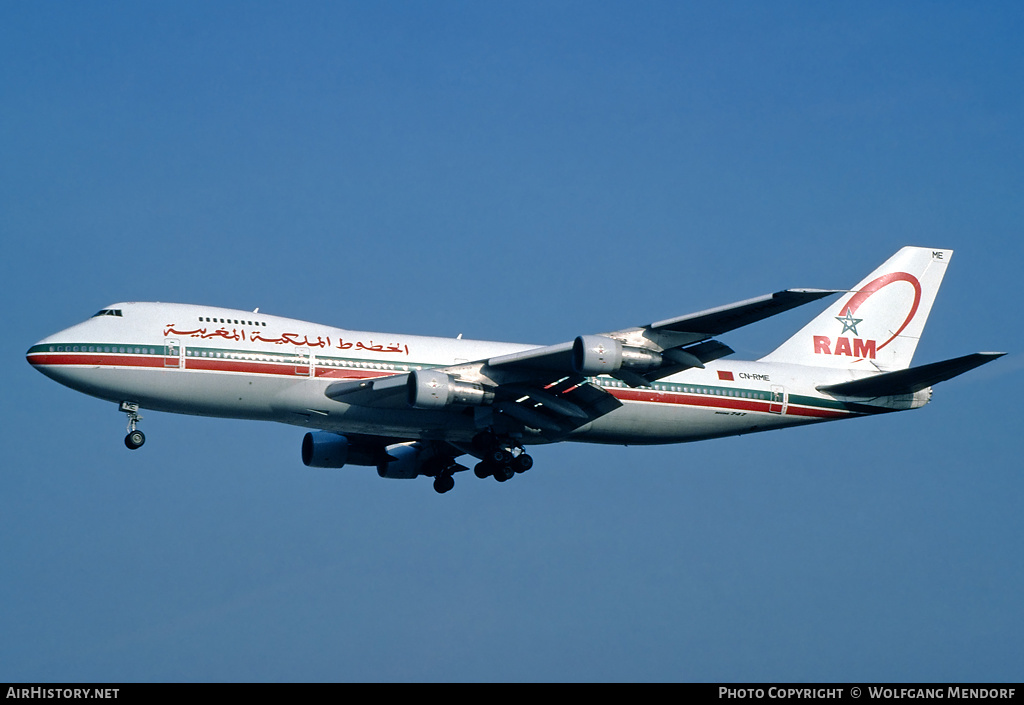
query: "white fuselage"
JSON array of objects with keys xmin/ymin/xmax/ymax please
[{"xmin": 27, "ymin": 302, "xmax": 908, "ymax": 447}]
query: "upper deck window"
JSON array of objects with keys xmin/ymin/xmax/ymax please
[
  {"xmin": 198, "ymin": 316, "xmax": 267, "ymax": 326},
  {"xmin": 92, "ymin": 309, "xmax": 123, "ymax": 318}
]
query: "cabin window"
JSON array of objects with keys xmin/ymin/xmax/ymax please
[{"xmin": 199, "ymin": 316, "xmax": 267, "ymax": 326}]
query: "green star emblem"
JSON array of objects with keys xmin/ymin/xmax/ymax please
[{"xmin": 835, "ymin": 310, "xmax": 863, "ymax": 335}]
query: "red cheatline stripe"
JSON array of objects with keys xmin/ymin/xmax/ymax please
[
  {"xmin": 784, "ymin": 405, "xmax": 851, "ymax": 419},
  {"xmin": 29, "ymin": 353, "xmax": 863, "ymax": 417},
  {"xmin": 27, "ymin": 352, "xmax": 399, "ymax": 380},
  {"xmin": 27, "ymin": 353, "xmax": 167, "ymax": 369},
  {"xmin": 609, "ymin": 387, "xmax": 859, "ymax": 418},
  {"xmin": 184, "ymin": 358, "xmax": 297, "ymax": 375}
]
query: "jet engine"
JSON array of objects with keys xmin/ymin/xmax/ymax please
[
  {"xmin": 406, "ymin": 369, "xmax": 495, "ymax": 409},
  {"xmin": 572, "ymin": 335, "xmax": 662, "ymax": 375},
  {"xmin": 301, "ymin": 431, "xmax": 382, "ymax": 468},
  {"xmin": 377, "ymin": 442, "xmax": 428, "ymax": 479}
]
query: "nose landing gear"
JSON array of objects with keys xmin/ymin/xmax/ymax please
[{"xmin": 120, "ymin": 401, "xmax": 145, "ymax": 450}]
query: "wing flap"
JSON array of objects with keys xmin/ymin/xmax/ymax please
[
  {"xmin": 494, "ymin": 377, "xmax": 623, "ymax": 440},
  {"xmin": 321, "ymin": 369, "xmax": 623, "ymax": 439}
]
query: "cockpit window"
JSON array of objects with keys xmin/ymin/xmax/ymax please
[{"xmin": 92, "ymin": 309, "xmax": 123, "ymax": 318}]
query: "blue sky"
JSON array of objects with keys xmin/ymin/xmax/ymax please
[{"xmin": 2, "ymin": 2, "xmax": 1021, "ymax": 682}]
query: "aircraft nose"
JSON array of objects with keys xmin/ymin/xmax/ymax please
[
  {"xmin": 28, "ymin": 335, "xmax": 59, "ymax": 373},
  {"xmin": 26, "ymin": 327, "xmax": 81, "ymax": 382},
  {"xmin": 27, "ymin": 336, "xmax": 55, "ymax": 368}
]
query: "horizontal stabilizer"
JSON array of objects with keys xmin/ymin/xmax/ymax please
[{"xmin": 817, "ymin": 352, "xmax": 1005, "ymax": 398}]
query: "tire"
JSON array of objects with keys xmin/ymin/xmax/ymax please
[
  {"xmin": 490, "ymin": 448, "xmax": 514, "ymax": 465},
  {"xmin": 433, "ymin": 474, "xmax": 455, "ymax": 494},
  {"xmin": 493, "ymin": 465, "xmax": 513, "ymax": 482},
  {"xmin": 125, "ymin": 430, "xmax": 146, "ymax": 450},
  {"xmin": 512, "ymin": 454, "xmax": 533, "ymax": 473}
]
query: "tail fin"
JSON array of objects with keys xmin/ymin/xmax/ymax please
[{"xmin": 760, "ymin": 247, "xmax": 952, "ymax": 371}]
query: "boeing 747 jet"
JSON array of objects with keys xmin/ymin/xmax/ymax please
[{"xmin": 27, "ymin": 247, "xmax": 1003, "ymax": 493}]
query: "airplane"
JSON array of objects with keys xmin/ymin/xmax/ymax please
[{"xmin": 26, "ymin": 246, "xmax": 1004, "ymax": 494}]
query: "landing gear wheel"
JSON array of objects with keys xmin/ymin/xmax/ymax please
[
  {"xmin": 473, "ymin": 434, "xmax": 533, "ymax": 484},
  {"xmin": 433, "ymin": 474, "xmax": 455, "ymax": 494},
  {"xmin": 120, "ymin": 401, "xmax": 145, "ymax": 450},
  {"xmin": 125, "ymin": 430, "xmax": 146, "ymax": 450},
  {"xmin": 512, "ymin": 453, "xmax": 533, "ymax": 473},
  {"xmin": 492, "ymin": 464, "xmax": 514, "ymax": 482},
  {"xmin": 490, "ymin": 448, "xmax": 514, "ymax": 465}
]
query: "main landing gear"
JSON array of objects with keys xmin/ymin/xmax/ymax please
[
  {"xmin": 472, "ymin": 436, "xmax": 533, "ymax": 484},
  {"xmin": 426, "ymin": 434, "xmax": 535, "ymax": 494},
  {"xmin": 120, "ymin": 401, "xmax": 145, "ymax": 450}
]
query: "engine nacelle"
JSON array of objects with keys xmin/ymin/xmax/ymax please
[
  {"xmin": 377, "ymin": 442, "xmax": 426, "ymax": 479},
  {"xmin": 620, "ymin": 346, "xmax": 663, "ymax": 370},
  {"xmin": 572, "ymin": 336, "xmax": 662, "ymax": 375},
  {"xmin": 407, "ymin": 369, "xmax": 495, "ymax": 409},
  {"xmin": 573, "ymin": 335, "xmax": 623, "ymax": 374},
  {"xmin": 301, "ymin": 431, "xmax": 380, "ymax": 468}
]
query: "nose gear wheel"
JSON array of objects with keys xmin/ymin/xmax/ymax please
[{"xmin": 120, "ymin": 401, "xmax": 145, "ymax": 450}]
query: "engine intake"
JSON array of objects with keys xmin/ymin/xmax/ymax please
[
  {"xmin": 407, "ymin": 369, "xmax": 495, "ymax": 409},
  {"xmin": 301, "ymin": 431, "xmax": 381, "ymax": 468}
]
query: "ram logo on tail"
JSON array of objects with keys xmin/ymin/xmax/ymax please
[
  {"xmin": 760, "ymin": 248, "xmax": 947, "ymax": 371},
  {"xmin": 813, "ymin": 335, "xmax": 877, "ymax": 359}
]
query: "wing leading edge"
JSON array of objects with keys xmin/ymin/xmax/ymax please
[{"xmin": 647, "ymin": 288, "xmax": 841, "ymax": 335}]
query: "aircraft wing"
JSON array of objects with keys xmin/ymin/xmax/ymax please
[
  {"xmin": 324, "ymin": 288, "xmax": 838, "ymax": 439},
  {"xmin": 486, "ymin": 288, "xmax": 840, "ymax": 386},
  {"xmin": 325, "ymin": 370, "xmax": 621, "ymax": 440},
  {"xmin": 325, "ymin": 373, "xmax": 410, "ymax": 408}
]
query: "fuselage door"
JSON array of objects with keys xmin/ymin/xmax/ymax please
[
  {"xmin": 769, "ymin": 385, "xmax": 787, "ymax": 414},
  {"xmin": 164, "ymin": 338, "xmax": 182, "ymax": 369},
  {"xmin": 295, "ymin": 347, "xmax": 311, "ymax": 376}
]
